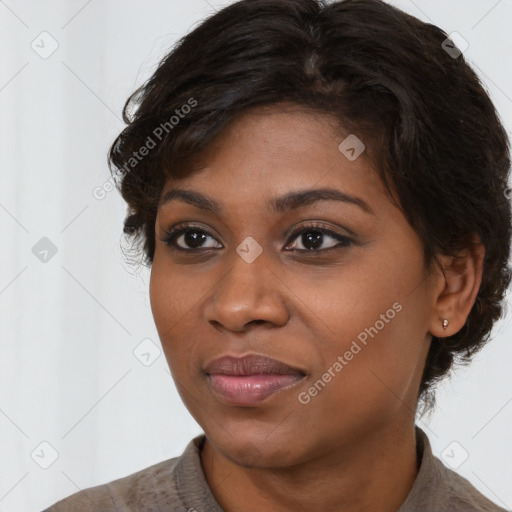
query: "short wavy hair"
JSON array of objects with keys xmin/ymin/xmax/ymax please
[{"xmin": 108, "ymin": 0, "xmax": 512, "ymax": 411}]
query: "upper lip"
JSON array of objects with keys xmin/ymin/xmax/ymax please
[{"xmin": 204, "ymin": 354, "xmax": 306, "ymax": 376}]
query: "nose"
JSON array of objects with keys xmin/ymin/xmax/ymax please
[{"xmin": 204, "ymin": 246, "xmax": 290, "ymax": 332}]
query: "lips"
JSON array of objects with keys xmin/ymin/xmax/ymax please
[
  {"xmin": 204, "ymin": 354, "xmax": 307, "ymax": 406},
  {"xmin": 204, "ymin": 354, "xmax": 306, "ymax": 376}
]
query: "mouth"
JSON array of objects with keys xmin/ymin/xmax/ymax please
[{"xmin": 204, "ymin": 354, "xmax": 307, "ymax": 407}]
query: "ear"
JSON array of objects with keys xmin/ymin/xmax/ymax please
[{"xmin": 428, "ymin": 235, "xmax": 485, "ymax": 338}]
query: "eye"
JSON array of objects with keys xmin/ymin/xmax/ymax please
[
  {"xmin": 161, "ymin": 221, "xmax": 354, "ymax": 253},
  {"xmin": 284, "ymin": 222, "xmax": 353, "ymax": 253},
  {"xmin": 162, "ymin": 223, "xmax": 222, "ymax": 251}
]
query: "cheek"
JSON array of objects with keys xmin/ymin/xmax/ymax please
[
  {"xmin": 344, "ymin": 325, "xmax": 428, "ymax": 427},
  {"xmin": 149, "ymin": 261, "xmax": 187, "ymax": 361},
  {"xmin": 296, "ymin": 252, "xmax": 430, "ymax": 412},
  {"xmin": 149, "ymin": 260, "xmax": 207, "ymax": 380},
  {"xmin": 296, "ymin": 309, "xmax": 424, "ymax": 441},
  {"xmin": 149, "ymin": 264, "xmax": 175, "ymax": 336},
  {"xmin": 149, "ymin": 253, "xmax": 203, "ymax": 331}
]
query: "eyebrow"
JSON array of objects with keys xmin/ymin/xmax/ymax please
[{"xmin": 158, "ymin": 187, "xmax": 375, "ymax": 216}]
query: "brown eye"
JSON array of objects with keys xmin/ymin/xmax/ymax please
[
  {"xmin": 284, "ymin": 224, "xmax": 353, "ymax": 253},
  {"xmin": 163, "ymin": 224, "xmax": 222, "ymax": 251},
  {"xmin": 161, "ymin": 222, "xmax": 353, "ymax": 254}
]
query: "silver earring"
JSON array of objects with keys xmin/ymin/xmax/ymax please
[{"xmin": 442, "ymin": 319, "xmax": 449, "ymax": 329}]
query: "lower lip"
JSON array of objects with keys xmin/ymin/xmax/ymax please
[{"xmin": 207, "ymin": 374, "xmax": 305, "ymax": 406}]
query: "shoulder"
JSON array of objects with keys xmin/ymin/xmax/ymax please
[
  {"xmin": 438, "ymin": 462, "xmax": 509, "ymax": 512},
  {"xmin": 41, "ymin": 454, "xmax": 185, "ymax": 512},
  {"xmin": 402, "ymin": 427, "xmax": 509, "ymax": 512}
]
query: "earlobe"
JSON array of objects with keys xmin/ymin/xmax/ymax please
[{"xmin": 428, "ymin": 237, "xmax": 485, "ymax": 338}]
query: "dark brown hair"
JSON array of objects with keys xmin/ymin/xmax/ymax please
[{"xmin": 108, "ymin": 0, "xmax": 511, "ymax": 410}]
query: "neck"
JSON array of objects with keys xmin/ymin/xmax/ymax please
[{"xmin": 200, "ymin": 422, "xmax": 420, "ymax": 512}]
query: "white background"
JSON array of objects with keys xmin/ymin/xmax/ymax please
[{"xmin": 1, "ymin": 1, "xmax": 511, "ymax": 511}]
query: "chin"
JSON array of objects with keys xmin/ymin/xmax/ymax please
[{"xmin": 208, "ymin": 429, "xmax": 299, "ymax": 469}]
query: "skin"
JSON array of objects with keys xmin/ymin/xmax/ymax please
[{"xmin": 149, "ymin": 103, "xmax": 484, "ymax": 512}]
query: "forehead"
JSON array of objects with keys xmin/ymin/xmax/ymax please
[{"xmin": 158, "ymin": 106, "xmax": 385, "ymax": 215}]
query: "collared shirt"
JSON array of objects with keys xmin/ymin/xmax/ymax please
[{"xmin": 42, "ymin": 426, "xmax": 508, "ymax": 511}]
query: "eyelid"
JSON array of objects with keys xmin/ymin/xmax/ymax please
[
  {"xmin": 284, "ymin": 221, "xmax": 354, "ymax": 243},
  {"xmin": 161, "ymin": 220, "xmax": 355, "ymax": 252},
  {"xmin": 161, "ymin": 222, "xmax": 222, "ymax": 251},
  {"xmin": 283, "ymin": 222, "xmax": 354, "ymax": 252}
]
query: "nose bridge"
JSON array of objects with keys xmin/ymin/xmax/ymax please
[
  {"xmin": 222, "ymin": 240, "xmax": 271, "ymax": 307},
  {"xmin": 205, "ymin": 239, "xmax": 288, "ymax": 330}
]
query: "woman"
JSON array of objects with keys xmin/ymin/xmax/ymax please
[{"xmin": 44, "ymin": 0, "xmax": 511, "ymax": 510}]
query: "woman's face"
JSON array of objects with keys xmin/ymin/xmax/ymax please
[{"xmin": 150, "ymin": 105, "xmax": 440, "ymax": 467}]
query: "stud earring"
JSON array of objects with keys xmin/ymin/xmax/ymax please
[{"xmin": 442, "ymin": 318, "xmax": 449, "ymax": 329}]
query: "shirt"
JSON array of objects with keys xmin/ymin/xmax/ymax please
[{"xmin": 42, "ymin": 426, "xmax": 508, "ymax": 511}]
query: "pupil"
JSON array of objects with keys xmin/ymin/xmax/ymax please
[
  {"xmin": 185, "ymin": 231, "xmax": 206, "ymax": 248},
  {"xmin": 303, "ymin": 231, "xmax": 322, "ymax": 249}
]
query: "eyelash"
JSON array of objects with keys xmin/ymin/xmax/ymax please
[{"xmin": 161, "ymin": 222, "xmax": 354, "ymax": 254}]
